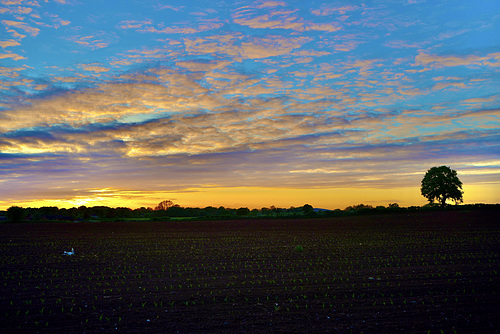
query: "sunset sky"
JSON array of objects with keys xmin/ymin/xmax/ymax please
[{"xmin": 1, "ymin": 0, "xmax": 499, "ymax": 211}]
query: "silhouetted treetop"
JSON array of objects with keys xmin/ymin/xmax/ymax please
[{"xmin": 155, "ymin": 200, "xmax": 175, "ymax": 211}]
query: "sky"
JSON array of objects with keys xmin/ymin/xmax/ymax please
[{"xmin": 1, "ymin": 0, "xmax": 499, "ymax": 211}]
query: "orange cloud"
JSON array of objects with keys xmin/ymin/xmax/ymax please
[
  {"xmin": 117, "ymin": 19, "xmax": 223, "ymax": 34},
  {"xmin": 80, "ymin": 63, "xmax": 110, "ymax": 73},
  {"xmin": 175, "ymin": 59, "xmax": 231, "ymax": 72},
  {"xmin": 70, "ymin": 33, "xmax": 115, "ymax": 49},
  {"xmin": 0, "ymin": 5, "xmax": 32, "ymax": 15},
  {"xmin": 0, "ymin": 39, "xmax": 20, "ymax": 48},
  {"xmin": 233, "ymin": 8, "xmax": 342, "ymax": 33},
  {"xmin": 414, "ymin": 51, "xmax": 500, "ymax": 68},
  {"xmin": 432, "ymin": 82, "xmax": 467, "ymax": 91},
  {"xmin": 0, "ymin": 66, "xmax": 25, "ymax": 77},
  {"xmin": 1, "ymin": 19, "xmax": 40, "ymax": 36},
  {"xmin": 385, "ymin": 40, "xmax": 428, "ymax": 49},
  {"xmin": 255, "ymin": 1, "xmax": 286, "ymax": 9},
  {"xmin": 184, "ymin": 34, "xmax": 311, "ymax": 60},
  {"xmin": 0, "ymin": 52, "xmax": 25, "ymax": 60},
  {"xmin": 311, "ymin": 5, "xmax": 359, "ymax": 16}
]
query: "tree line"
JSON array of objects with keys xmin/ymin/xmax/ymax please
[
  {"xmin": 0, "ymin": 203, "xmax": 320, "ymax": 223},
  {"xmin": 1, "ymin": 165, "xmax": 487, "ymax": 223},
  {"xmin": 0, "ymin": 202, "xmax": 409, "ymax": 223},
  {"xmin": 3, "ymin": 201, "xmax": 497, "ymax": 224}
]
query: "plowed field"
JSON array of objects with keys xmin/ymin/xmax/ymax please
[{"xmin": 1, "ymin": 210, "xmax": 499, "ymax": 333}]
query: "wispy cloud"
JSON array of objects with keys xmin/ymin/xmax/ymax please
[
  {"xmin": 232, "ymin": 4, "xmax": 342, "ymax": 32},
  {"xmin": 0, "ymin": 52, "xmax": 25, "ymax": 60},
  {"xmin": 0, "ymin": 39, "xmax": 20, "ymax": 48},
  {"xmin": 80, "ymin": 63, "xmax": 110, "ymax": 73},
  {"xmin": 184, "ymin": 33, "xmax": 312, "ymax": 60},
  {"xmin": 414, "ymin": 51, "xmax": 500, "ymax": 68},
  {"xmin": 2, "ymin": 19, "xmax": 40, "ymax": 37},
  {"xmin": 117, "ymin": 19, "xmax": 223, "ymax": 34},
  {"xmin": 311, "ymin": 5, "xmax": 360, "ymax": 16},
  {"xmin": 69, "ymin": 32, "xmax": 118, "ymax": 49}
]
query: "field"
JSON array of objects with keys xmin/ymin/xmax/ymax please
[{"xmin": 1, "ymin": 210, "xmax": 499, "ymax": 333}]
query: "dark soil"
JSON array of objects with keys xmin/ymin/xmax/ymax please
[{"xmin": 1, "ymin": 210, "xmax": 499, "ymax": 333}]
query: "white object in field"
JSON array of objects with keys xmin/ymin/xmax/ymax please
[{"xmin": 63, "ymin": 248, "xmax": 75, "ymax": 255}]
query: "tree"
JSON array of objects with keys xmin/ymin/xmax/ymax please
[
  {"xmin": 302, "ymin": 204, "xmax": 314, "ymax": 213},
  {"xmin": 421, "ymin": 166, "xmax": 463, "ymax": 206},
  {"xmin": 7, "ymin": 206, "xmax": 25, "ymax": 223},
  {"xmin": 301, "ymin": 204, "xmax": 315, "ymax": 216},
  {"xmin": 344, "ymin": 204, "xmax": 373, "ymax": 212},
  {"xmin": 155, "ymin": 200, "xmax": 175, "ymax": 211},
  {"xmin": 236, "ymin": 207, "xmax": 250, "ymax": 216}
]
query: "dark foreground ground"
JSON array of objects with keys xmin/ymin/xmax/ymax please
[{"xmin": 1, "ymin": 209, "xmax": 499, "ymax": 333}]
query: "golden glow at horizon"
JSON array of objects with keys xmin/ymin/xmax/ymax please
[{"xmin": 2, "ymin": 183, "xmax": 498, "ymax": 211}]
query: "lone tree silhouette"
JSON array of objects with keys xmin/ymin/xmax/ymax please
[{"xmin": 421, "ymin": 166, "xmax": 463, "ymax": 206}]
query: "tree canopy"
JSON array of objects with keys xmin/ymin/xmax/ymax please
[
  {"xmin": 154, "ymin": 200, "xmax": 175, "ymax": 211},
  {"xmin": 6, "ymin": 206, "xmax": 25, "ymax": 223},
  {"xmin": 421, "ymin": 166, "xmax": 463, "ymax": 206}
]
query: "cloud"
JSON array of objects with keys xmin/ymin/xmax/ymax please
[
  {"xmin": 7, "ymin": 125, "xmax": 497, "ymax": 194},
  {"xmin": 432, "ymin": 81, "xmax": 467, "ymax": 91},
  {"xmin": 1, "ymin": 92, "xmax": 498, "ymax": 208},
  {"xmin": 0, "ymin": 0, "xmax": 24, "ymax": 5},
  {"xmin": 117, "ymin": 19, "xmax": 223, "ymax": 34},
  {"xmin": 184, "ymin": 33, "xmax": 311, "ymax": 60},
  {"xmin": 3, "ymin": 59, "xmax": 495, "ymax": 168},
  {"xmin": 1, "ymin": 19, "xmax": 40, "ymax": 36},
  {"xmin": 436, "ymin": 29, "xmax": 469, "ymax": 41},
  {"xmin": 0, "ymin": 66, "xmax": 26, "ymax": 78},
  {"xmin": 385, "ymin": 40, "xmax": 428, "ymax": 49},
  {"xmin": 232, "ymin": 5, "xmax": 342, "ymax": 32},
  {"xmin": 69, "ymin": 32, "xmax": 117, "ymax": 49},
  {"xmin": 0, "ymin": 4, "xmax": 32, "ymax": 15},
  {"xmin": 0, "ymin": 68, "xmax": 334, "ymax": 157},
  {"xmin": 311, "ymin": 5, "xmax": 360, "ymax": 16},
  {"xmin": 0, "ymin": 52, "xmax": 25, "ymax": 60},
  {"xmin": 116, "ymin": 19, "xmax": 152, "ymax": 30},
  {"xmin": 109, "ymin": 46, "xmax": 181, "ymax": 67},
  {"xmin": 232, "ymin": 13, "xmax": 304, "ymax": 30},
  {"xmin": 175, "ymin": 59, "xmax": 229, "ymax": 71},
  {"xmin": 0, "ymin": 39, "xmax": 20, "ymax": 48},
  {"xmin": 414, "ymin": 51, "xmax": 500, "ymax": 68},
  {"xmin": 344, "ymin": 59, "xmax": 378, "ymax": 76},
  {"xmin": 0, "ymin": 0, "xmax": 71, "ymax": 45},
  {"xmin": 80, "ymin": 63, "xmax": 110, "ymax": 73},
  {"xmin": 155, "ymin": 5, "xmax": 184, "ymax": 11},
  {"xmin": 255, "ymin": 1, "xmax": 286, "ymax": 9},
  {"xmin": 461, "ymin": 97, "xmax": 497, "ymax": 104},
  {"xmin": 2, "ymin": 65, "xmax": 246, "ymax": 132}
]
